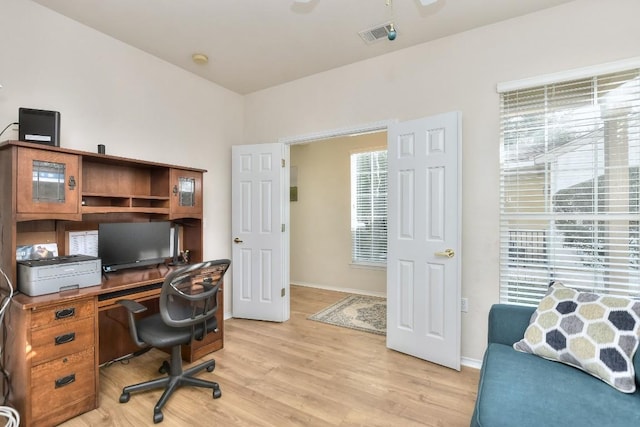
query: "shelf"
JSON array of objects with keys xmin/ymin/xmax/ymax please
[
  {"xmin": 82, "ymin": 192, "xmax": 169, "ymax": 199},
  {"xmin": 82, "ymin": 194, "xmax": 170, "ymax": 213},
  {"xmin": 81, "ymin": 206, "xmax": 170, "ymax": 215}
]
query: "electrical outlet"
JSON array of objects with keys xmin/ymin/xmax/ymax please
[{"xmin": 461, "ymin": 298, "xmax": 469, "ymax": 313}]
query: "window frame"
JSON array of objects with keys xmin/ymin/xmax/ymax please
[
  {"xmin": 350, "ymin": 148, "xmax": 388, "ymax": 267},
  {"xmin": 498, "ymin": 65, "xmax": 640, "ymax": 306}
]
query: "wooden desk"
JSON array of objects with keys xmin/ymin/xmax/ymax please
[
  {"xmin": 0, "ymin": 141, "xmax": 211, "ymax": 426},
  {"xmin": 5, "ymin": 266, "xmax": 224, "ymax": 427}
]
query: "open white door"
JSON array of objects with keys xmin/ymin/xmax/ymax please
[
  {"xmin": 231, "ymin": 143, "xmax": 290, "ymax": 322},
  {"xmin": 386, "ymin": 112, "xmax": 461, "ymax": 370}
]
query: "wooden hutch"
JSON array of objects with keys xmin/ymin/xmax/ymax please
[{"xmin": 0, "ymin": 140, "xmax": 222, "ymax": 427}]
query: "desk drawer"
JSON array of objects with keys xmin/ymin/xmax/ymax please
[
  {"xmin": 30, "ymin": 317, "xmax": 95, "ymax": 365},
  {"xmin": 31, "ymin": 347, "xmax": 95, "ymax": 420},
  {"xmin": 31, "ymin": 298, "xmax": 95, "ymax": 330}
]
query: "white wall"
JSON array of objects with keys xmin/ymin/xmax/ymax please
[
  {"xmin": 0, "ymin": 0, "xmax": 243, "ymax": 315},
  {"xmin": 290, "ymin": 132, "xmax": 387, "ymax": 295},
  {"xmin": 244, "ymin": 0, "xmax": 640, "ymax": 361}
]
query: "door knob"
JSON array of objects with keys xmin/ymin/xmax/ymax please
[
  {"xmin": 434, "ymin": 248, "xmax": 455, "ymax": 258},
  {"xmin": 233, "ymin": 238, "xmax": 243, "ymax": 243}
]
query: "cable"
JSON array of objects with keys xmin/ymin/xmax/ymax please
[
  {"xmin": 0, "ymin": 267, "xmax": 19, "ymax": 426},
  {"xmin": 1, "ymin": 266, "xmax": 15, "ymax": 401},
  {"xmin": 0, "ymin": 267, "xmax": 12, "ymax": 321},
  {"xmin": 0, "ymin": 321, "xmax": 7, "ymax": 406},
  {"xmin": 0, "ymin": 123, "xmax": 18, "ymax": 140},
  {"xmin": 101, "ymin": 346, "xmax": 151, "ymax": 368},
  {"xmin": 0, "ymin": 406, "xmax": 19, "ymax": 427}
]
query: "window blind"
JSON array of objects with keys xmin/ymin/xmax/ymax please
[
  {"xmin": 351, "ymin": 150, "xmax": 388, "ymax": 265},
  {"xmin": 499, "ymin": 69, "xmax": 640, "ymax": 306}
]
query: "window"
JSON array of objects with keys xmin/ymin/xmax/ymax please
[
  {"xmin": 351, "ymin": 150, "xmax": 388, "ymax": 265},
  {"xmin": 500, "ymin": 68, "xmax": 640, "ymax": 306}
]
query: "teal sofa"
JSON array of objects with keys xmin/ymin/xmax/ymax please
[{"xmin": 471, "ymin": 304, "xmax": 640, "ymax": 427}]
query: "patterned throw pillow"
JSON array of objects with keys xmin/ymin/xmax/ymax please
[{"xmin": 514, "ymin": 282, "xmax": 640, "ymax": 393}]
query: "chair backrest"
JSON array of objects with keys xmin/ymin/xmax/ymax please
[{"xmin": 159, "ymin": 259, "xmax": 231, "ymax": 337}]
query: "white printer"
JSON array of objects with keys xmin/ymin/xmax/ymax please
[{"xmin": 18, "ymin": 255, "xmax": 102, "ymax": 296}]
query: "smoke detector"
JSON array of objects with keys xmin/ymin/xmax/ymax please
[
  {"xmin": 192, "ymin": 53, "xmax": 209, "ymax": 65},
  {"xmin": 358, "ymin": 22, "xmax": 396, "ymax": 44}
]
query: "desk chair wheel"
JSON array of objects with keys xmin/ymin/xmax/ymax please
[
  {"xmin": 154, "ymin": 410, "xmax": 163, "ymax": 424},
  {"xmin": 213, "ymin": 387, "xmax": 222, "ymax": 399},
  {"xmin": 119, "ymin": 392, "xmax": 130, "ymax": 403},
  {"xmin": 159, "ymin": 360, "xmax": 170, "ymax": 374}
]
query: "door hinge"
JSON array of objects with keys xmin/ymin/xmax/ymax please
[
  {"xmin": 281, "ymin": 158, "xmax": 285, "ymax": 167},
  {"xmin": 281, "ymin": 223, "xmax": 285, "ymax": 232},
  {"xmin": 281, "ymin": 288, "xmax": 286, "ymax": 297}
]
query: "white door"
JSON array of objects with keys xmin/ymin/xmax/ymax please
[
  {"xmin": 231, "ymin": 143, "xmax": 290, "ymax": 322},
  {"xmin": 386, "ymin": 112, "xmax": 461, "ymax": 370}
]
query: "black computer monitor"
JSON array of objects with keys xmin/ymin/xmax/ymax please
[{"xmin": 98, "ymin": 222, "xmax": 171, "ymax": 272}]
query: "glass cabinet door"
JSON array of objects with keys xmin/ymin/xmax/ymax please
[
  {"xmin": 170, "ymin": 169, "xmax": 202, "ymax": 218},
  {"xmin": 16, "ymin": 148, "xmax": 80, "ymax": 216},
  {"xmin": 178, "ymin": 176, "xmax": 196, "ymax": 207}
]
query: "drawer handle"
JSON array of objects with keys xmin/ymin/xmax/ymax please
[
  {"xmin": 55, "ymin": 307, "xmax": 76, "ymax": 320},
  {"xmin": 55, "ymin": 374, "xmax": 76, "ymax": 389},
  {"xmin": 55, "ymin": 332, "xmax": 76, "ymax": 345}
]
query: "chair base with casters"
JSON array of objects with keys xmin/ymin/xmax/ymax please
[
  {"xmin": 117, "ymin": 260, "xmax": 230, "ymax": 424},
  {"xmin": 118, "ymin": 344, "xmax": 221, "ymax": 423}
]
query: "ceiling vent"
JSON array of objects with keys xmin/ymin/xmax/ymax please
[{"xmin": 358, "ymin": 23, "xmax": 394, "ymax": 44}]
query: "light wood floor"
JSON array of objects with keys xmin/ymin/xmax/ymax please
[{"xmin": 61, "ymin": 286, "xmax": 480, "ymax": 427}]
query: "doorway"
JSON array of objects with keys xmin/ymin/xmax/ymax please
[
  {"xmin": 232, "ymin": 114, "xmax": 462, "ymax": 370},
  {"xmin": 289, "ymin": 131, "xmax": 388, "ymax": 298}
]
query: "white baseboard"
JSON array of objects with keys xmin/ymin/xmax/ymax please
[
  {"xmin": 461, "ymin": 356, "xmax": 482, "ymax": 370},
  {"xmin": 291, "ymin": 281, "xmax": 386, "ymax": 298}
]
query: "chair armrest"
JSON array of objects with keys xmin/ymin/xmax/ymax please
[
  {"xmin": 117, "ymin": 299, "xmax": 148, "ymax": 314},
  {"xmin": 116, "ymin": 299, "xmax": 148, "ymax": 347},
  {"xmin": 488, "ymin": 304, "xmax": 535, "ymax": 346}
]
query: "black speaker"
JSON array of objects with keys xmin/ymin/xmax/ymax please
[{"xmin": 18, "ymin": 107, "xmax": 61, "ymax": 147}]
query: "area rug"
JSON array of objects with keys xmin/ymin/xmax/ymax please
[{"xmin": 308, "ymin": 294, "xmax": 386, "ymax": 335}]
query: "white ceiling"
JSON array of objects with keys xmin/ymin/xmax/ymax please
[{"xmin": 32, "ymin": 0, "xmax": 575, "ymax": 95}]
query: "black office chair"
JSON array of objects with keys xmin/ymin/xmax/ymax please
[{"xmin": 117, "ymin": 259, "xmax": 231, "ymax": 424}]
